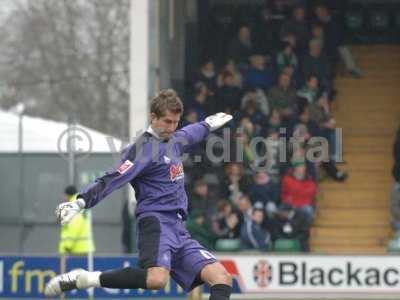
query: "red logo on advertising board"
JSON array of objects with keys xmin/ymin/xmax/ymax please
[{"xmin": 253, "ymin": 260, "xmax": 272, "ymax": 288}]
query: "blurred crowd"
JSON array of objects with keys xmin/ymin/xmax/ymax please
[{"xmin": 182, "ymin": 0, "xmax": 356, "ymax": 252}]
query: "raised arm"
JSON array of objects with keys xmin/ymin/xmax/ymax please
[{"xmin": 173, "ymin": 113, "xmax": 233, "ymax": 153}]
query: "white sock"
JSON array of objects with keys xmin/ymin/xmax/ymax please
[{"xmin": 77, "ymin": 271, "xmax": 101, "ymax": 288}]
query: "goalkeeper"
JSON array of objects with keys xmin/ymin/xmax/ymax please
[{"xmin": 45, "ymin": 89, "xmax": 233, "ymax": 300}]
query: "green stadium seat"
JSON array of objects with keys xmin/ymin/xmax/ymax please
[
  {"xmin": 387, "ymin": 239, "xmax": 400, "ymax": 253},
  {"xmin": 370, "ymin": 10, "xmax": 390, "ymax": 31},
  {"xmin": 215, "ymin": 239, "xmax": 241, "ymax": 252},
  {"xmin": 345, "ymin": 12, "xmax": 363, "ymax": 31},
  {"xmin": 273, "ymin": 238, "xmax": 301, "ymax": 252},
  {"xmin": 394, "ymin": 11, "xmax": 400, "ymax": 30}
]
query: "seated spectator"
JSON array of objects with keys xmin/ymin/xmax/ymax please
[
  {"xmin": 217, "ymin": 59, "xmax": 243, "ymax": 88},
  {"xmin": 187, "ymin": 210, "xmax": 218, "ymax": 250},
  {"xmin": 236, "ymin": 116, "xmax": 257, "ymax": 168},
  {"xmin": 241, "ymin": 88, "xmax": 270, "ymax": 116},
  {"xmin": 188, "ymin": 179, "xmax": 217, "ymax": 222},
  {"xmin": 391, "ymin": 128, "xmax": 400, "ymax": 232},
  {"xmin": 228, "ymin": 25, "xmax": 254, "ymax": 67},
  {"xmin": 265, "ymin": 108, "xmax": 282, "ymax": 133},
  {"xmin": 214, "ymin": 201, "xmax": 241, "ymax": 239},
  {"xmin": 280, "ymin": 5, "xmax": 309, "ymax": 54},
  {"xmin": 280, "ymin": 160, "xmax": 317, "ymax": 251},
  {"xmin": 291, "ymin": 102, "xmax": 347, "ymax": 182},
  {"xmin": 249, "ymin": 171, "xmax": 280, "ymax": 214},
  {"xmin": 276, "ymin": 42, "xmax": 299, "ymax": 74},
  {"xmin": 310, "ymin": 21, "xmax": 327, "ymax": 56},
  {"xmin": 181, "ymin": 109, "xmax": 199, "ymax": 127},
  {"xmin": 216, "ymin": 71, "xmax": 242, "ymax": 113},
  {"xmin": 240, "ymin": 204, "xmax": 271, "ymax": 251},
  {"xmin": 268, "ymin": 71, "xmax": 297, "ymax": 118},
  {"xmin": 301, "ymin": 39, "xmax": 333, "ymax": 98},
  {"xmin": 243, "ymin": 54, "xmax": 275, "ymax": 92},
  {"xmin": 219, "ymin": 163, "xmax": 252, "ymax": 203},
  {"xmin": 195, "ymin": 59, "xmax": 218, "ymax": 96},
  {"xmin": 236, "ymin": 194, "xmax": 253, "ymax": 222},
  {"xmin": 297, "ymin": 74, "xmax": 320, "ymax": 104},
  {"xmin": 313, "ymin": 3, "xmax": 362, "ymax": 78},
  {"xmin": 187, "ymin": 82, "xmax": 209, "ymax": 120}
]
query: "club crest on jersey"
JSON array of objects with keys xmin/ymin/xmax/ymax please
[
  {"xmin": 163, "ymin": 155, "xmax": 171, "ymax": 164},
  {"xmin": 170, "ymin": 163, "xmax": 184, "ymax": 182},
  {"xmin": 117, "ymin": 160, "xmax": 134, "ymax": 174}
]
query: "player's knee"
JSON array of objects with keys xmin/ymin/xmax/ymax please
[
  {"xmin": 215, "ymin": 269, "xmax": 232, "ymax": 286},
  {"xmin": 146, "ymin": 268, "xmax": 169, "ymax": 290},
  {"xmin": 202, "ymin": 263, "xmax": 232, "ymax": 286}
]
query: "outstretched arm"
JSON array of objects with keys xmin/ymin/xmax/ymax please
[
  {"xmin": 56, "ymin": 142, "xmax": 152, "ymax": 225},
  {"xmin": 173, "ymin": 113, "xmax": 232, "ymax": 153}
]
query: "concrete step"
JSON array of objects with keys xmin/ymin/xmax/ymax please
[
  {"xmin": 311, "ymin": 244, "xmax": 387, "ymax": 254},
  {"xmin": 320, "ymin": 180, "xmax": 391, "ymax": 190},
  {"xmin": 314, "ymin": 208, "xmax": 390, "ymax": 227},
  {"xmin": 317, "ymin": 197, "xmax": 389, "ymax": 209},
  {"xmin": 310, "ymin": 226, "xmax": 391, "ymax": 239},
  {"xmin": 310, "ymin": 236, "xmax": 388, "ymax": 247}
]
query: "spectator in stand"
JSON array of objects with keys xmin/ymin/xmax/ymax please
[
  {"xmin": 181, "ymin": 109, "xmax": 198, "ymax": 127},
  {"xmin": 214, "ymin": 201, "xmax": 241, "ymax": 239},
  {"xmin": 228, "ymin": 25, "xmax": 254, "ymax": 67},
  {"xmin": 280, "ymin": 5, "xmax": 309, "ymax": 54},
  {"xmin": 310, "ymin": 21, "xmax": 328, "ymax": 56},
  {"xmin": 292, "ymin": 102, "xmax": 347, "ymax": 182},
  {"xmin": 297, "ymin": 74, "xmax": 320, "ymax": 104},
  {"xmin": 236, "ymin": 97, "xmax": 268, "ymax": 135},
  {"xmin": 243, "ymin": 54, "xmax": 275, "ymax": 92},
  {"xmin": 187, "ymin": 210, "xmax": 218, "ymax": 250},
  {"xmin": 313, "ymin": 3, "xmax": 362, "ymax": 78},
  {"xmin": 268, "ymin": 71, "xmax": 297, "ymax": 119},
  {"xmin": 280, "ymin": 160, "xmax": 317, "ymax": 251},
  {"xmin": 260, "ymin": 110, "xmax": 283, "ymax": 180},
  {"xmin": 220, "ymin": 163, "xmax": 252, "ymax": 204},
  {"xmin": 195, "ymin": 59, "xmax": 218, "ymax": 96},
  {"xmin": 281, "ymin": 32, "xmax": 298, "ymax": 55},
  {"xmin": 240, "ymin": 204, "xmax": 271, "ymax": 251},
  {"xmin": 187, "ymin": 82, "xmax": 209, "ymax": 121},
  {"xmin": 188, "ymin": 179, "xmax": 217, "ymax": 223},
  {"xmin": 254, "ymin": 6, "xmax": 283, "ymax": 55},
  {"xmin": 301, "ymin": 39, "xmax": 333, "ymax": 98},
  {"xmin": 241, "ymin": 88, "xmax": 270, "ymax": 116},
  {"xmin": 236, "ymin": 116, "xmax": 256, "ymax": 168},
  {"xmin": 217, "ymin": 59, "xmax": 243, "ymax": 88},
  {"xmin": 216, "ymin": 71, "xmax": 242, "ymax": 114},
  {"xmin": 236, "ymin": 194, "xmax": 253, "ymax": 223},
  {"xmin": 309, "ymin": 94, "xmax": 344, "ymax": 172},
  {"xmin": 276, "ymin": 41, "xmax": 299, "ymax": 74},
  {"xmin": 391, "ymin": 128, "xmax": 400, "ymax": 232},
  {"xmin": 249, "ymin": 170, "xmax": 280, "ymax": 215}
]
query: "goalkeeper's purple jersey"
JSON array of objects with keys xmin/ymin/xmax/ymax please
[{"xmin": 78, "ymin": 122, "xmax": 210, "ymax": 218}]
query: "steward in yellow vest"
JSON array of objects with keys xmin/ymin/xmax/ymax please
[{"xmin": 59, "ymin": 186, "xmax": 95, "ymax": 255}]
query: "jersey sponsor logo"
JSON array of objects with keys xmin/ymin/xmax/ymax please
[
  {"xmin": 163, "ymin": 155, "xmax": 171, "ymax": 164},
  {"xmin": 169, "ymin": 163, "xmax": 184, "ymax": 182},
  {"xmin": 117, "ymin": 160, "xmax": 134, "ymax": 174}
]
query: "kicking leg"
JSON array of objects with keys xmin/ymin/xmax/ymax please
[
  {"xmin": 201, "ymin": 262, "xmax": 232, "ymax": 300},
  {"xmin": 44, "ymin": 266, "xmax": 169, "ymax": 297}
]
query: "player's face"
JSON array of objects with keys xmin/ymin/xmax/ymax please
[{"xmin": 151, "ymin": 110, "xmax": 181, "ymax": 139}]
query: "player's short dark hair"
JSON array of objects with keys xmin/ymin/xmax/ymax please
[
  {"xmin": 64, "ymin": 185, "xmax": 77, "ymax": 196},
  {"xmin": 150, "ymin": 89, "xmax": 183, "ymax": 118}
]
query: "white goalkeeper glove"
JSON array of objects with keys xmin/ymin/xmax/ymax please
[
  {"xmin": 55, "ymin": 198, "xmax": 86, "ymax": 225},
  {"xmin": 205, "ymin": 112, "xmax": 233, "ymax": 131}
]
